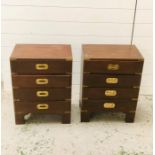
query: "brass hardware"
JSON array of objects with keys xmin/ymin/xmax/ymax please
[
  {"xmin": 10, "ymin": 58, "xmax": 17, "ymax": 61},
  {"xmin": 66, "ymin": 72, "xmax": 72, "ymax": 75},
  {"xmin": 12, "ymin": 72, "xmax": 17, "ymax": 75},
  {"xmin": 107, "ymin": 64, "xmax": 119, "ymax": 70},
  {"xmin": 83, "ymin": 85, "xmax": 88, "ymax": 88},
  {"xmin": 106, "ymin": 78, "xmax": 118, "ymax": 84},
  {"xmin": 65, "ymin": 98, "xmax": 71, "ymax": 101},
  {"xmin": 135, "ymin": 73, "xmax": 142, "ymax": 75},
  {"xmin": 133, "ymin": 86, "xmax": 139, "ymax": 88},
  {"xmin": 82, "ymin": 98, "xmax": 88, "ymax": 100},
  {"xmin": 36, "ymin": 78, "xmax": 48, "ymax": 85},
  {"xmin": 64, "ymin": 111, "xmax": 71, "ymax": 114},
  {"xmin": 65, "ymin": 57, "xmax": 72, "ymax": 61},
  {"xmin": 81, "ymin": 110, "xmax": 88, "ymax": 113},
  {"xmin": 103, "ymin": 102, "xmax": 115, "ymax": 109},
  {"xmin": 105, "ymin": 90, "xmax": 117, "ymax": 96},
  {"xmin": 13, "ymin": 87, "xmax": 19, "ymax": 89},
  {"xmin": 84, "ymin": 58, "xmax": 90, "ymax": 61},
  {"xmin": 36, "ymin": 91, "xmax": 49, "ymax": 97},
  {"xmin": 131, "ymin": 98, "xmax": 138, "ymax": 101},
  {"xmin": 36, "ymin": 104, "xmax": 49, "ymax": 110},
  {"xmin": 35, "ymin": 64, "xmax": 48, "ymax": 70}
]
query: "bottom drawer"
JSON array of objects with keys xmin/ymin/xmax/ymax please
[
  {"xmin": 14, "ymin": 101, "xmax": 71, "ymax": 114},
  {"xmin": 81, "ymin": 99, "xmax": 137, "ymax": 112}
]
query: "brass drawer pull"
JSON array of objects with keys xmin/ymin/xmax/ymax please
[
  {"xmin": 107, "ymin": 64, "xmax": 119, "ymax": 70},
  {"xmin": 35, "ymin": 64, "xmax": 48, "ymax": 70},
  {"xmin": 105, "ymin": 90, "xmax": 117, "ymax": 96},
  {"xmin": 106, "ymin": 78, "xmax": 118, "ymax": 84},
  {"xmin": 36, "ymin": 78, "xmax": 48, "ymax": 85},
  {"xmin": 36, "ymin": 91, "xmax": 49, "ymax": 97},
  {"xmin": 103, "ymin": 102, "xmax": 115, "ymax": 109},
  {"xmin": 37, "ymin": 104, "xmax": 49, "ymax": 110}
]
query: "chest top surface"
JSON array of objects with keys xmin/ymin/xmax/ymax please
[
  {"xmin": 10, "ymin": 44, "xmax": 72, "ymax": 60},
  {"xmin": 83, "ymin": 44, "xmax": 144, "ymax": 61}
]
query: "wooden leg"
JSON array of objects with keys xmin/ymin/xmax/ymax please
[
  {"xmin": 15, "ymin": 114, "xmax": 25, "ymax": 124},
  {"xmin": 81, "ymin": 110, "xmax": 90, "ymax": 122},
  {"xmin": 125, "ymin": 112, "xmax": 135, "ymax": 123},
  {"xmin": 62, "ymin": 112, "xmax": 71, "ymax": 124}
]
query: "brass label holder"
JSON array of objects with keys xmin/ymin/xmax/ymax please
[
  {"xmin": 36, "ymin": 104, "xmax": 49, "ymax": 110},
  {"xmin": 105, "ymin": 90, "xmax": 117, "ymax": 96},
  {"xmin": 36, "ymin": 78, "xmax": 48, "ymax": 85},
  {"xmin": 106, "ymin": 78, "xmax": 118, "ymax": 84},
  {"xmin": 35, "ymin": 64, "xmax": 48, "ymax": 70},
  {"xmin": 103, "ymin": 103, "xmax": 115, "ymax": 109},
  {"xmin": 36, "ymin": 91, "xmax": 49, "ymax": 97},
  {"xmin": 107, "ymin": 64, "xmax": 119, "ymax": 70}
]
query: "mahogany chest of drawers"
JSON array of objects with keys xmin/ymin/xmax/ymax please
[
  {"xmin": 80, "ymin": 44, "xmax": 144, "ymax": 122},
  {"xmin": 10, "ymin": 44, "xmax": 72, "ymax": 124}
]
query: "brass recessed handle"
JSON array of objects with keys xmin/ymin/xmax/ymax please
[
  {"xmin": 36, "ymin": 78, "xmax": 48, "ymax": 85},
  {"xmin": 107, "ymin": 64, "xmax": 119, "ymax": 70},
  {"xmin": 103, "ymin": 102, "xmax": 115, "ymax": 109},
  {"xmin": 106, "ymin": 78, "xmax": 118, "ymax": 84},
  {"xmin": 36, "ymin": 104, "xmax": 49, "ymax": 110},
  {"xmin": 35, "ymin": 64, "xmax": 48, "ymax": 70},
  {"xmin": 105, "ymin": 90, "xmax": 117, "ymax": 96},
  {"xmin": 36, "ymin": 91, "xmax": 49, "ymax": 97}
]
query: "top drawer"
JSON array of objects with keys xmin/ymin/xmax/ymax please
[
  {"xmin": 84, "ymin": 60, "xmax": 143, "ymax": 74},
  {"xmin": 10, "ymin": 60, "xmax": 72, "ymax": 74}
]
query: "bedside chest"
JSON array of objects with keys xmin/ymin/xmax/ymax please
[
  {"xmin": 10, "ymin": 44, "xmax": 72, "ymax": 124},
  {"xmin": 80, "ymin": 44, "xmax": 144, "ymax": 122}
]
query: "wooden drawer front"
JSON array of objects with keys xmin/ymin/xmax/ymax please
[
  {"xmin": 11, "ymin": 60, "xmax": 72, "ymax": 74},
  {"xmin": 14, "ymin": 101, "xmax": 71, "ymax": 114},
  {"xmin": 83, "ymin": 88, "xmax": 139, "ymax": 99},
  {"xmin": 81, "ymin": 99, "xmax": 137, "ymax": 112},
  {"xmin": 12, "ymin": 75, "xmax": 71, "ymax": 88},
  {"xmin": 13, "ymin": 88, "xmax": 71, "ymax": 101},
  {"xmin": 84, "ymin": 60, "xmax": 143, "ymax": 74},
  {"xmin": 83, "ymin": 74, "xmax": 141, "ymax": 87}
]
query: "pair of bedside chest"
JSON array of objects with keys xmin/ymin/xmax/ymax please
[
  {"xmin": 10, "ymin": 45, "xmax": 72, "ymax": 124},
  {"xmin": 80, "ymin": 45, "xmax": 144, "ymax": 123},
  {"xmin": 10, "ymin": 44, "xmax": 144, "ymax": 124}
]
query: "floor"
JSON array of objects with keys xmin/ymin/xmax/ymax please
[{"xmin": 2, "ymin": 91, "xmax": 152, "ymax": 155}]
